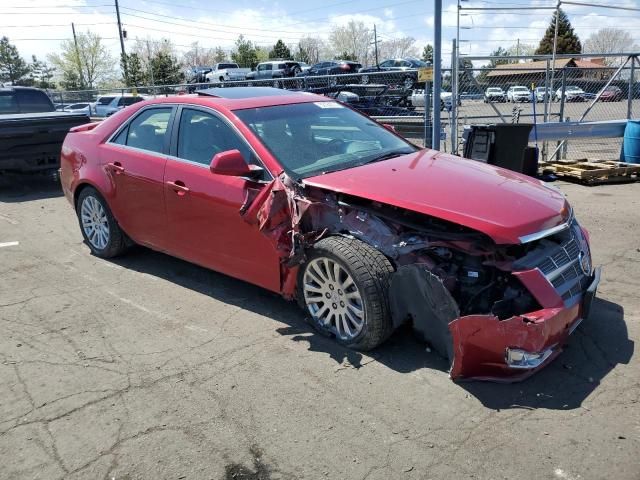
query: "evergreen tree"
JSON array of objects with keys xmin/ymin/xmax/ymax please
[
  {"xmin": 150, "ymin": 51, "xmax": 182, "ymax": 85},
  {"xmin": 422, "ymin": 44, "xmax": 433, "ymax": 64},
  {"xmin": 29, "ymin": 55, "xmax": 56, "ymax": 88},
  {"xmin": 268, "ymin": 39, "xmax": 292, "ymax": 60},
  {"xmin": 231, "ymin": 35, "xmax": 258, "ymax": 68},
  {"xmin": 0, "ymin": 37, "xmax": 30, "ymax": 85},
  {"xmin": 336, "ymin": 51, "xmax": 357, "ymax": 61},
  {"xmin": 535, "ymin": 8, "xmax": 581, "ymax": 55},
  {"xmin": 213, "ymin": 47, "xmax": 227, "ymax": 63},
  {"xmin": 122, "ymin": 53, "xmax": 146, "ymax": 86}
]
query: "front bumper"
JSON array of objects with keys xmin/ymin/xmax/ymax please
[{"xmin": 448, "ymin": 267, "xmax": 600, "ymax": 382}]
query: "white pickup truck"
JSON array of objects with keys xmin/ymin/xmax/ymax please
[{"xmin": 204, "ymin": 63, "xmax": 251, "ymax": 83}]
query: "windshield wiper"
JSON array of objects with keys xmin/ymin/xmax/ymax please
[{"xmin": 362, "ymin": 149, "xmax": 414, "ymax": 165}]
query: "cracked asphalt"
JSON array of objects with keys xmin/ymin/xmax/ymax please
[{"xmin": 1, "ymin": 175, "xmax": 638, "ymax": 480}]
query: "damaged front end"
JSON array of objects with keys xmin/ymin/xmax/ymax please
[{"xmin": 241, "ymin": 174, "xmax": 600, "ymax": 382}]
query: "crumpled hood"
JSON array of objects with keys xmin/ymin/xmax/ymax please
[{"xmin": 303, "ymin": 149, "xmax": 569, "ymax": 245}]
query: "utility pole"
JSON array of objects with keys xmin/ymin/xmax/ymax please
[
  {"xmin": 146, "ymin": 40, "xmax": 155, "ymax": 92},
  {"xmin": 115, "ymin": 0, "xmax": 128, "ymax": 82},
  {"xmin": 433, "ymin": 0, "xmax": 442, "ymax": 150},
  {"xmin": 370, "ymin": 24, "xmax": 380, "ymax": 67},
  {"xmin": 516, "ymin": 38, "xmax": 520, "ymax": 56},
  {"xmin": 71, "ymin": 23, "xmax": 86, "ymax": 88}
]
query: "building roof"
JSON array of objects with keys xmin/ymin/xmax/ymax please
[{"xmin": 485, "ymin": 58, "xmax": 607, "ymax": 78}]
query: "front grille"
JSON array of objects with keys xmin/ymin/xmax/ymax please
[{"xmin": 533, "ymin": 220, "xmax": 591, "ymax": 304}]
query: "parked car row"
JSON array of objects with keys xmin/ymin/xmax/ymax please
[
  {"xmin": 185, "ymin": 57, "xmax": 431, "ymax": 90},
  {"xmin": 484, "ymin": 85, "xmax": 624, "ymax": 103}
]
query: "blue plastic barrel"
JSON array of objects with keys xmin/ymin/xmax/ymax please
[{"xmin": 622, "ymin": 120, "xmax": 640, "ymax": 164}]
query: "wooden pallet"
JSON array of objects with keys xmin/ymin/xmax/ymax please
[{"xmin": 540, "ymin": 160, "xmax": 640, "ymax": 185}]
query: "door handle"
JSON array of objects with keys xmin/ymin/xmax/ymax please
[
  {"xmin": 107, "ymin": 162, "xmax": 125, "ymax": 174},
  {"xmin": 166, "ymin": 180, "xmax": 190, "ymax": 196}
]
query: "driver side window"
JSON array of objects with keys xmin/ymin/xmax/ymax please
[{"xmin": 176, "ymin": 108, "xmax": 253, "ymax": 166}]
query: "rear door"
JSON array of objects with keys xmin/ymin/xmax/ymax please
[
  {"xmin": 100, "ymin": 106, "xmax": 175, "ymax": 249},
  {"xmin": 163, "ymin": 106, "xmax": 281, "ymax": 291}
]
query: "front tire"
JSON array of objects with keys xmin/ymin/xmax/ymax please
[
  {"xmin": 299, "ymin": 236, "xmax": 394, "ymax": 351},
  {"xmin": 76, "ymin": 187, "xmax": 127, "ymax": 258}
]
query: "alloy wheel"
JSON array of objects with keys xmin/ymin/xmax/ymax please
[
  {"xmin": 80, "ymin": 195, "xmax": 110, "ymax": 250},
  {"xmin": 303, "ymin": 257, "xmax": 365, "ymax": 340}
]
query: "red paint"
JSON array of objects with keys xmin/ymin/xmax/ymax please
[
  {"xmin": 449, "ymin": 303, "xmax": 583, "ymax": 381},
  {"xmin": 304, "ymin": 149, "xmax": 569, "ymax": 245}
]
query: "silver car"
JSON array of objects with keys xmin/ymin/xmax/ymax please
[{"xmin": 92, "ymin": 94, "xmax": 146, "ymax": 117}]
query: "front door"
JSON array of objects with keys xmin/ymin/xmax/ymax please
[
  {"xmin": 163, "ymin": 106, "xmax": 281, "ymax": 292},
  {"xmin": 100, "ymin": 106, "xmax": 174, "ymax": 249}
]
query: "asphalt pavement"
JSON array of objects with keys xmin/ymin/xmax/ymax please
[{"xmin": 0, "ymin": 175, "xmax": 638, "ymax": 479}]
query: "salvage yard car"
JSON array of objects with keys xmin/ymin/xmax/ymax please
[{"xmin": 60, "ymin": 87, "xmax": 600, "ymax": 381}]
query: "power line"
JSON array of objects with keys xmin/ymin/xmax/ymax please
[{"xmin": 3, "ymin": 22, "xmax": 116, "ymax": 27}]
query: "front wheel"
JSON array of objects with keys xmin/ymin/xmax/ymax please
[
  {"xmin": 299, "ymin": 236, "xmax": 395, "ymax": 351},
  {"xmin": 76, "ymin": 187, "xmax": 127, "ymax": 258}
]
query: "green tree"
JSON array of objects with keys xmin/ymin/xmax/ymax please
[
  {"xmin": 150, "ymin": 51, "xmax": 182, "ymax": 85},
  {"xmin": 422, "ymin": 44, "xmax": 433, "ymax": 64},
  {"xmin": 477, "ymin": 47, "xmax": 512, "ymax": 82},
  {"xmin": 0, "ymin": 37, "xmax": 30, "ymax": 85},
  {"xmin": 122, "ymin": 52, "xmax": 146, "ymax": 86},
  {"xmin": 535, "ymin": 8, "xmax": 581, "ymax": 55},
  {"xmin": 335, "ymin": 51, "xmax": 357, "ymax": 61},
  {"xmin": 213, "ymin": 47, "xmax": 227, "ymax": 63},
  {"xmin": 48, "ymin": 31, "xmax": 114, "ymax": 88},
  {"xmin": 268, "ymin": 39, "xmax": 292, "ymax": 60},
  {"xmin": 231, "ymin": 35, "xmax": 259, "ymax": 68},
  {"xmin": 29, "ymin": 55, "xmax": 56, "ymax": 88}
]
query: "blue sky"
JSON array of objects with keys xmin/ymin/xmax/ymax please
[{"xmin": 3, "ymin": 0, "xmax": 640, "ymax": 65}]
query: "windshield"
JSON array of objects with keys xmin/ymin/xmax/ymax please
[
  {"xmin": 487, "ymin": 88, "xmax": 502, "ymax": 92},
  {"xmin": 513, "ymin": 87, "xmax": 528, "ymax": 92},
  {"xmin": 234, "ymin": 102, "xmax": 417, "ymax": 179}
]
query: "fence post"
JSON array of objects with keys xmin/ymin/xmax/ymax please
[
  {"xmin": 542, "ymin": 59, "xmax": 551, "ymax": 161},
  {"xmin": 424, "ymin": 82, "xmax": 432, "ymax": 148},
  {"xmin": 628, "ymin": 55, "xmax": 636, "ymax": 120},
  {"xmin": 451, "ymin": 39, "xmax": 457, "ymax": 154}
]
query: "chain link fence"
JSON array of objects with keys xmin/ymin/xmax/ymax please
[{"xmin": 49, "ymin": 53, "xmax": 639, "ymax": 160}]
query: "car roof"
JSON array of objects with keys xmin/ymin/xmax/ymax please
[{"xmin": 143, "ymin": 87, "xmax": 328, "ymax": 110}]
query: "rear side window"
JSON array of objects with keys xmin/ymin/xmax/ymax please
[
  {"xmin": 0, "ymin": 92, "xmax": 19, "ymax": 114},
  {"xmin": 113, "ymin": 107, "xmax": 172, "ymax": 154},
  {"xmin": 218, "ymin": 63, "xmax": 237, "ymax": 69},
  {"xmin": 15, "ymin": 90, "xmax": 55, "ymax": 113}
]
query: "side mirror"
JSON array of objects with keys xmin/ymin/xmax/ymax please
[{"xmin": 209, "ymin": 149, "xmax": 262, "ymax": 178}]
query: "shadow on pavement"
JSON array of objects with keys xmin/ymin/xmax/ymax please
[
  {"xmin": 0, "ymin": 173, "xmax": 63, "ymax": 203},
  {"xmin": 108, "ymin": 248, "xmax": 632, "ymax": 409}
]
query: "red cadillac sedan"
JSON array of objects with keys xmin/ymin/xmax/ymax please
[{"xmin": 60, "ymin": 87, "xmax": 600, "ymax": 381}]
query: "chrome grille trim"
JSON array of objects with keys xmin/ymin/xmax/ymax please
[{"xmin": 533, "ymin": 219, "xmax": 590, "ymax": 305}]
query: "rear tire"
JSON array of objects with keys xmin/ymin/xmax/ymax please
[
  {"xmin": 76, "ymin": 187, "xmax": 127, "ymax": 258},
  {"xmin": 298, "ymin": 236, "xmax": 395, "ymax": 351}
]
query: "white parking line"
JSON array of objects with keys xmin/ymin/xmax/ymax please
[{"xmin": 0, "ymin": 241, "xmax": 19, "ymax": 248}]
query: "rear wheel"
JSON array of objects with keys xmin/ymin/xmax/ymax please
[
  {"xmin": 299, "ymin": 236, "xmax": 395, "ymax": 351},
  {"xmin": 76, "ymin": 187, "xmax": 127, "ymax": 258}
]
